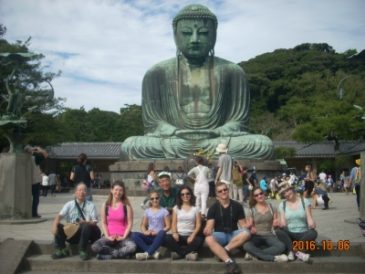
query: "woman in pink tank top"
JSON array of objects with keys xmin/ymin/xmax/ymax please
[{"xmin": 91, "ymin": 181, "xmax": 136, "ymax": 259}]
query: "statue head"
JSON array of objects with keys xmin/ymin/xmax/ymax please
[{"xmin": 173, "ymin": 4, "xmax": 218, "ymax": 64}]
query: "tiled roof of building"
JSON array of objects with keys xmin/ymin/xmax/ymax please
[
  {"xmin": 273, "ymin": 140, "xmax": 365, "ymax": 158},
  {"xmin": 47, "ymin": 141, "xmax": 365, "ymax": 159},
  {"xmin": 48, "ymin": 142, "xmax": 122, "ymax": 159}
]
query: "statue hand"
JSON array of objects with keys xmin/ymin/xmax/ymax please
[
  {"xmin": 214, "ymin": 122, "xmax": 246, "ymax": 137},
  {"xmin": 175, "ymin": 129, "xmax": 219, "ymax": 140},
  {"xmin": 147, "ymin": 123, "xmax": 177, "ymax": 137}
]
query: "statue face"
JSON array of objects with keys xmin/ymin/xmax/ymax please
[{"xmin": 175, "ymin": 19, "xmax": 216, "ymax": 63}]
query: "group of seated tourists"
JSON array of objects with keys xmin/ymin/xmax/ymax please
[{"xmin": 51, "ymin": 171, "xmax": 317, "ymax": 274}]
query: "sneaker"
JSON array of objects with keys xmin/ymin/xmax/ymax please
[
  {"xmin": 171, "ymin": 252, "xmax": 182, "ymax": 260},
  {"xmin": 295, "ymin": 251, "xmax": 310, "ymax": 262},
  {"xmin": 152, "ymin": 251, "xmax": 160, "ymax": 260},
  {"xmin": 79, "ymin": 250, "xmax": 89, "ymax": 261},
  {"xmin": 244, "ymin": 252, "xmax": 253, "ymax": 261},
  {"xmin": 185, "ymin": 252, "xmax": 198, "ymax": 261},
  {"xmin": 96, "ymin": 253, "xmax": 112, "ymax": 260},
  {"xmin": 136, "ymin": 252, "xmax": 149, "ymax": 260},
  {"xmin": 51, "ymin": 249, "xmax": 66, "ymax": 259},
  {"xmin": 287, "ymin": 251, "xmax": 295, "ymax": 261},
  {"xmin": 274, "ymin": 254, "xmax": 288, "ymax": 262},
  {"xmin": 225, "ymin": 261, "xmax": 241, "ymax": 274}
]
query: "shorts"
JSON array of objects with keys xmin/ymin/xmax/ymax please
[{"xmin": 213, "ymin": 228, "xmax": 250, "ymax": 246}]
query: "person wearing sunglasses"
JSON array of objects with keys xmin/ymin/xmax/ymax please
[
  {"xmin": 243, "ymin": 187, "xmax": 287, "ymax": 262},
  {"xmin": 132, "ymin": 190, "xmax": 170, "ymax": 260},
  {"xmin": 204, "ymin": 182, "xmax": 250, "ymax": 274},
  {"xmin": 164, "ymin": 186, "xmax": 204, "ymax": 261}
]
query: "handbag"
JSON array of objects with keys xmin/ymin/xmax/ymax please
[
  {"xmin": 63, "ymin": 223, "xmax": 80, "ymax": 239},
  {"xmin": 63, "ymin": 200, "xmax": 86, "ymax": 239}
]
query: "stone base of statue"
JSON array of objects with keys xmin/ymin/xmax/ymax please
[
  {"xmin": 0, "ymin": 153, "xmax": 32, "ymax": 219},
  {"xmin": 109, "ymin": 159, "xmax": 284, "ymax": 195}
]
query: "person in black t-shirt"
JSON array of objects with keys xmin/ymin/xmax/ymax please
[
  {"xmin": 204, "ymin": 182, "xmax": 251, "ymax": 274},
  {"xmin": 70, "ymin": 153, "xmax": 94, "ymax": 201}
]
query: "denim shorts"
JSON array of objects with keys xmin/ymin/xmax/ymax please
[{"xmin": 212, "ymin": 228, "xmax": 250, "ymax": 246}]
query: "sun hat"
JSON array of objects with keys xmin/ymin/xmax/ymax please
[
  {"xmin": 216, "ymin": 143, "xmax": 228, "ymax": 154},
  {"xmin": 158, "ymin": 171, "xmax": 172, "ymax": 179},
  {"xmin": 278, "ymin": 182, "xmax": 293, "ymax": 196},
  {"xmin": 355, "ymin": 159, "xmax": 361, "ymax": 166}
]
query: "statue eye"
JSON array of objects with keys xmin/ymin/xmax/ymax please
[
  {"xmin": 198, "ymin": 28, "xmax": 209, "ymax": 35},
  {"xmin": 181, "ymin": 30, "xmax": 192, "ymax": 35}
]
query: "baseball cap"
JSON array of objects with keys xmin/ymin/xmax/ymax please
[{"xmin": 158, "ymin": 171, "xmax": 171, "ymax": 179}]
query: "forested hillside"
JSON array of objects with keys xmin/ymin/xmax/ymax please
[{"xmin": 240, "ymin": 43, "xmax": 365, "ymax": 142}]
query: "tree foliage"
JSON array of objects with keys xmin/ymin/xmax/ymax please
[
  {"xmin": 240, "ymin": 43, "xmax": 365, "ymax": 142},
  {"xmin": 0, "ymin": 26, "xmax": 63, "ymax": 151},
  {"xmin": 54, "ymin": 104, "xmax": 143, "ymax": 143}
]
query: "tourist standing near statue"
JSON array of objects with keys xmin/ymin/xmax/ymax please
[
  {"xmin": 231, "ymin": 161, "xmax": 243, "ymax": 203},
  {"xmin": 51, "ymin": 183, "xmax": 101, "ymax": 260},
  {"xmin": 24, "ymin": 145, "xmax": 48, "ymax": 218},
  {"xmin": 91, "ymin": 181, "xmax": 136, "ymax": 260},
  {"xmin": 164, "ymin": 186, "xmax": 204, "ymax": 261},
  {"xmin": 70, "ymin": 153, "xmax": 94, "ymax": 201},
  {"xmin": 121, "ymin": 4, "xmax": 273, "ymax": 160},
  {"xmin": 187, "ymin": 156, "xmax": 210, "ymax": 217},
  {"xmin": 303, "ymin": 164, "xmax": 316, "ymax": 200},
  {"xmin": 350, "ymin": 159, "xmax": 361, "ymax": 210},
  {"xmin": 204, "ymin": 182, "xmax": 251, "ymax": 274},
  {"xmin": 215, "ymin": 143, "xmax": 233, "ymax": 195}
]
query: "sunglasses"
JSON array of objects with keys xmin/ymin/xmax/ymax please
[
  {"xmin": 217, "ymin": 188, "xmax": 228, "ymax": 193},
  {"xmin": 254, "ymin": 192, "xmax": 264, "ymax": 197},
  {"xmin": 150, "ymin": 197, "xmax": 159, "ymax": 201},
  {"xmin": 181, "ymin": 192, "xmax": 191, "ymax": 197}
]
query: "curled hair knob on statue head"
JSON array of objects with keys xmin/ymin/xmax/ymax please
[{"xmin": 172, "ymin": 4, "xmax": 218, "ymax": 32}]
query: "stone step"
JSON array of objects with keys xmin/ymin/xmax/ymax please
[
  {"xmin": 0, "ymin": 238, "xmax": 32, "ymax": 274},
  {"xmin": 28, "ymin": 240, "xmax": 365, "ymax": 258},
  {"xmin": 23, "ymin": 254, "xmax": 365, "ymax": 274},
  {"xmin": 19, "ymin": 272, "xmax": 365, "ymax": 274}
]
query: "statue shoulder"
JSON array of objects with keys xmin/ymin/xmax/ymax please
[
  {"xmin": 214, "ymin": 56, "xmax": 246, "ymax": 75},
  {"xmin": 145, "ymin": 58, "xmax": 177, "ymax": 76}
]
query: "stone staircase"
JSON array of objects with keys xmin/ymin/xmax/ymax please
[{"xmin": 17, "ymin": 241, "xmax": 365, "ymax": 274}]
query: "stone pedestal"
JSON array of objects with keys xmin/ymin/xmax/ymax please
[{"xmin": 0, "ymin": 153, "xmax": 32, "ymax": 219}]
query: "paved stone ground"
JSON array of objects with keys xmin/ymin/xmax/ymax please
[{"xmin": 0, "ymin": 192, "xmax": 364, "ymax": 245}]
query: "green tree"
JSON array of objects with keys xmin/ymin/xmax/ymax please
[
  {"xmin": 240, "ymin": 43, "xmax": 365, "ymax": 142},
  {"xmin": 0, "ymin": 27, "xmax": 63, "ymax": 151}
]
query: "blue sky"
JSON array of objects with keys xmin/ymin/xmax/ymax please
[{"xmin": 1, "ymin": 0, "xmax": 364, "ymax": 113}]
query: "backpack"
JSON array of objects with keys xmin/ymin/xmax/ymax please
[
  {"xmin": 232, "ymin": 166, "xmax": 241, "ymax": 182},
  {"xmin": 354, "ymin": 167, "xmax": 361, "ymax": 185}
]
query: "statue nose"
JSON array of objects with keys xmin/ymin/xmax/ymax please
[{"xmin": 190, "ymin": 31, "xmax": 199, "ymax": 43}]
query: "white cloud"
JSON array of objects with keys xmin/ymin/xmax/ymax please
[{"xmin": 1, "ymin": 0, "xmax": 364, "ymax": 112}]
